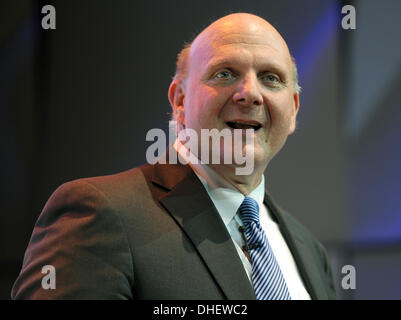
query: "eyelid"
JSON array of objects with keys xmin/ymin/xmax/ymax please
[
  {"xmin": 215, "ymin": 68, "xmax": 235, "ymax": 76},
  {"xmin": 259, "ymin": 71, "xmax": 281, "ymax": 81},
  {"xmin": 211, "ymin": 68, "xmax": 237, "ymax": 81}
]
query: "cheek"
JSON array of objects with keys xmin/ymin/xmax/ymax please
[
  {"xmin": 263, "ymin": 94, "xmax": 296, "ymax": 153},
  {"xmin": 268, "ymin": 94, "xmax": 295, "ymax": 129},
  {"xmin": 186, "ymin": 86, "xmax": 230, "ymax": 127}
]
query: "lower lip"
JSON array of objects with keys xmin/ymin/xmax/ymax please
[
  {"xmin": 226, "ymin": 126, "xmax": 261, "ymax": 135},
  {"xmin": 225, "ymin": 123, "xmax": 261, "ymax": 129}
]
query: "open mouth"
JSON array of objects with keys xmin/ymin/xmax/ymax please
[{"xmin": 226, "ymin": 121, "xmax": 262, "ymax": 131}]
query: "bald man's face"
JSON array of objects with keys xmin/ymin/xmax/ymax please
[{"xmin": 174, "ymin": 17, "xmax": 299, "ymax": 173}]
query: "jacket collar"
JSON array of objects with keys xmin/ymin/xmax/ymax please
[
  {"xmin": 151, "ymin": 161, "xmax": 327, "ymax": 300},
  {"xmin": 152, "ymin": 161, "xmax": 256, "ymax": 300}
]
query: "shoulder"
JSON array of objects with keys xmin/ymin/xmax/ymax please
[
  {"xmin": 32, "ymin": 164, "xmax": 158, "ymax": 241},
  {"xmin": 46, "ymin": 164, "xmax": 154, "ymax": 211},
  {"xmin": 11, "ymin": 167, "xmax": 152, "ymax": 299}
]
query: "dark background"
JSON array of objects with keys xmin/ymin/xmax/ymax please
[{"xmin": 1, "ymin": 0, "xmax": 400, "ymax": 299}]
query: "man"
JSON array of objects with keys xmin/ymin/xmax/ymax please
[{"xmin": 12, "ymin": 13, "xmax": 336, "ymax": 299}]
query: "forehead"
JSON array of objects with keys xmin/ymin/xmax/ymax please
[{"xmin": 189, "ymin": 27, "xmax": 292, "ymax": 74}]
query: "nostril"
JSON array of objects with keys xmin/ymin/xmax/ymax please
[{"xmin": 233, "ymin": 91, "xmax": 263, "ymax": 107}]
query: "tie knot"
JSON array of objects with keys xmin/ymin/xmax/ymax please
[{"xmin": 239, "ymin": 197, "xmax": 260, "ymax": 225}]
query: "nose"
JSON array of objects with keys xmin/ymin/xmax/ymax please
[{"xmin": 233, "ymin": 74, "xmax": 263, "ymax": 107}]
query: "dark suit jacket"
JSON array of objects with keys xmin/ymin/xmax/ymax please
[{"xmin": 11, "ymin": 162, "xmax": 336, "ymax": 299}]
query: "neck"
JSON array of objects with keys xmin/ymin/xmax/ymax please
[
  {"xmin": 209, "ymin": 163, "xmax": 265, "ymax": 196},
  {"xmin": 173, "ymin": 138, "xmax": 266, "ymax": 195}
]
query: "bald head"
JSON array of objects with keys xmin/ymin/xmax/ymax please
[
  {"xmin": 192, "ymin": 13, "xmax": 291, "ymax": 61},
  {"xmin": 174, "ymin": 13, "xmax": 300, "ymax": 93}
]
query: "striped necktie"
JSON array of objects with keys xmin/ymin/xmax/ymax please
[{"xmin": 239, "ymin": 197, "xmax": 291, "ymax": 300}]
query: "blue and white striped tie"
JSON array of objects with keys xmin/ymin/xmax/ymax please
[{"xmin": 239, "ymin": 197, "xmax": 291, "ymax": 300}]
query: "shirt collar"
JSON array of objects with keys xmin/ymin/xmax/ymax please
[{"xmin": 173, "ymin": 139, "xmax": 265, "ymax": 227}]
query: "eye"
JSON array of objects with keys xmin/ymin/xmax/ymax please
[
  {"xmin": 261, "ymin": 72, "xmax": 280, "ymax": 83},
  {"xmin": 215, "ymin": 70, "xmax": 234, "ymax": 80}
]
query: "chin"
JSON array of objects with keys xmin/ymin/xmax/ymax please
[{"xmin": 228, "ymin": 144, "xmax": 266, "ymax": 177}]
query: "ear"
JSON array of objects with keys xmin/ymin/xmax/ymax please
[
  {"xmin": 168, "ymin": 79, "xmax": 186, "ymax": 128},
  {"xmin": 288, "ymin": 92, "xmax": 300, "ymax": 135}
]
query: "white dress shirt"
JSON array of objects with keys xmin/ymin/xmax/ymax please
[{"xmin": 173, "ymin": 140, "xmax": 311, "ymax": 300}]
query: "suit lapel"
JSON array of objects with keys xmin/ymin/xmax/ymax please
[
  {"xmin": 264, "ymin": 192, "xmax": 329, "ymax": 300},
  {"xmin": 151, "ymin": 161, "xmax": 329, "ymax": 299},
  {"xmin": 152, "ymin": 162, "xmax": 256, "ymax": 300}
]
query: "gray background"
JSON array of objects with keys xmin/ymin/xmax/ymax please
[{"xmin": 1, "ymin": 0, "xmax": 400, "ymax": 299}]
